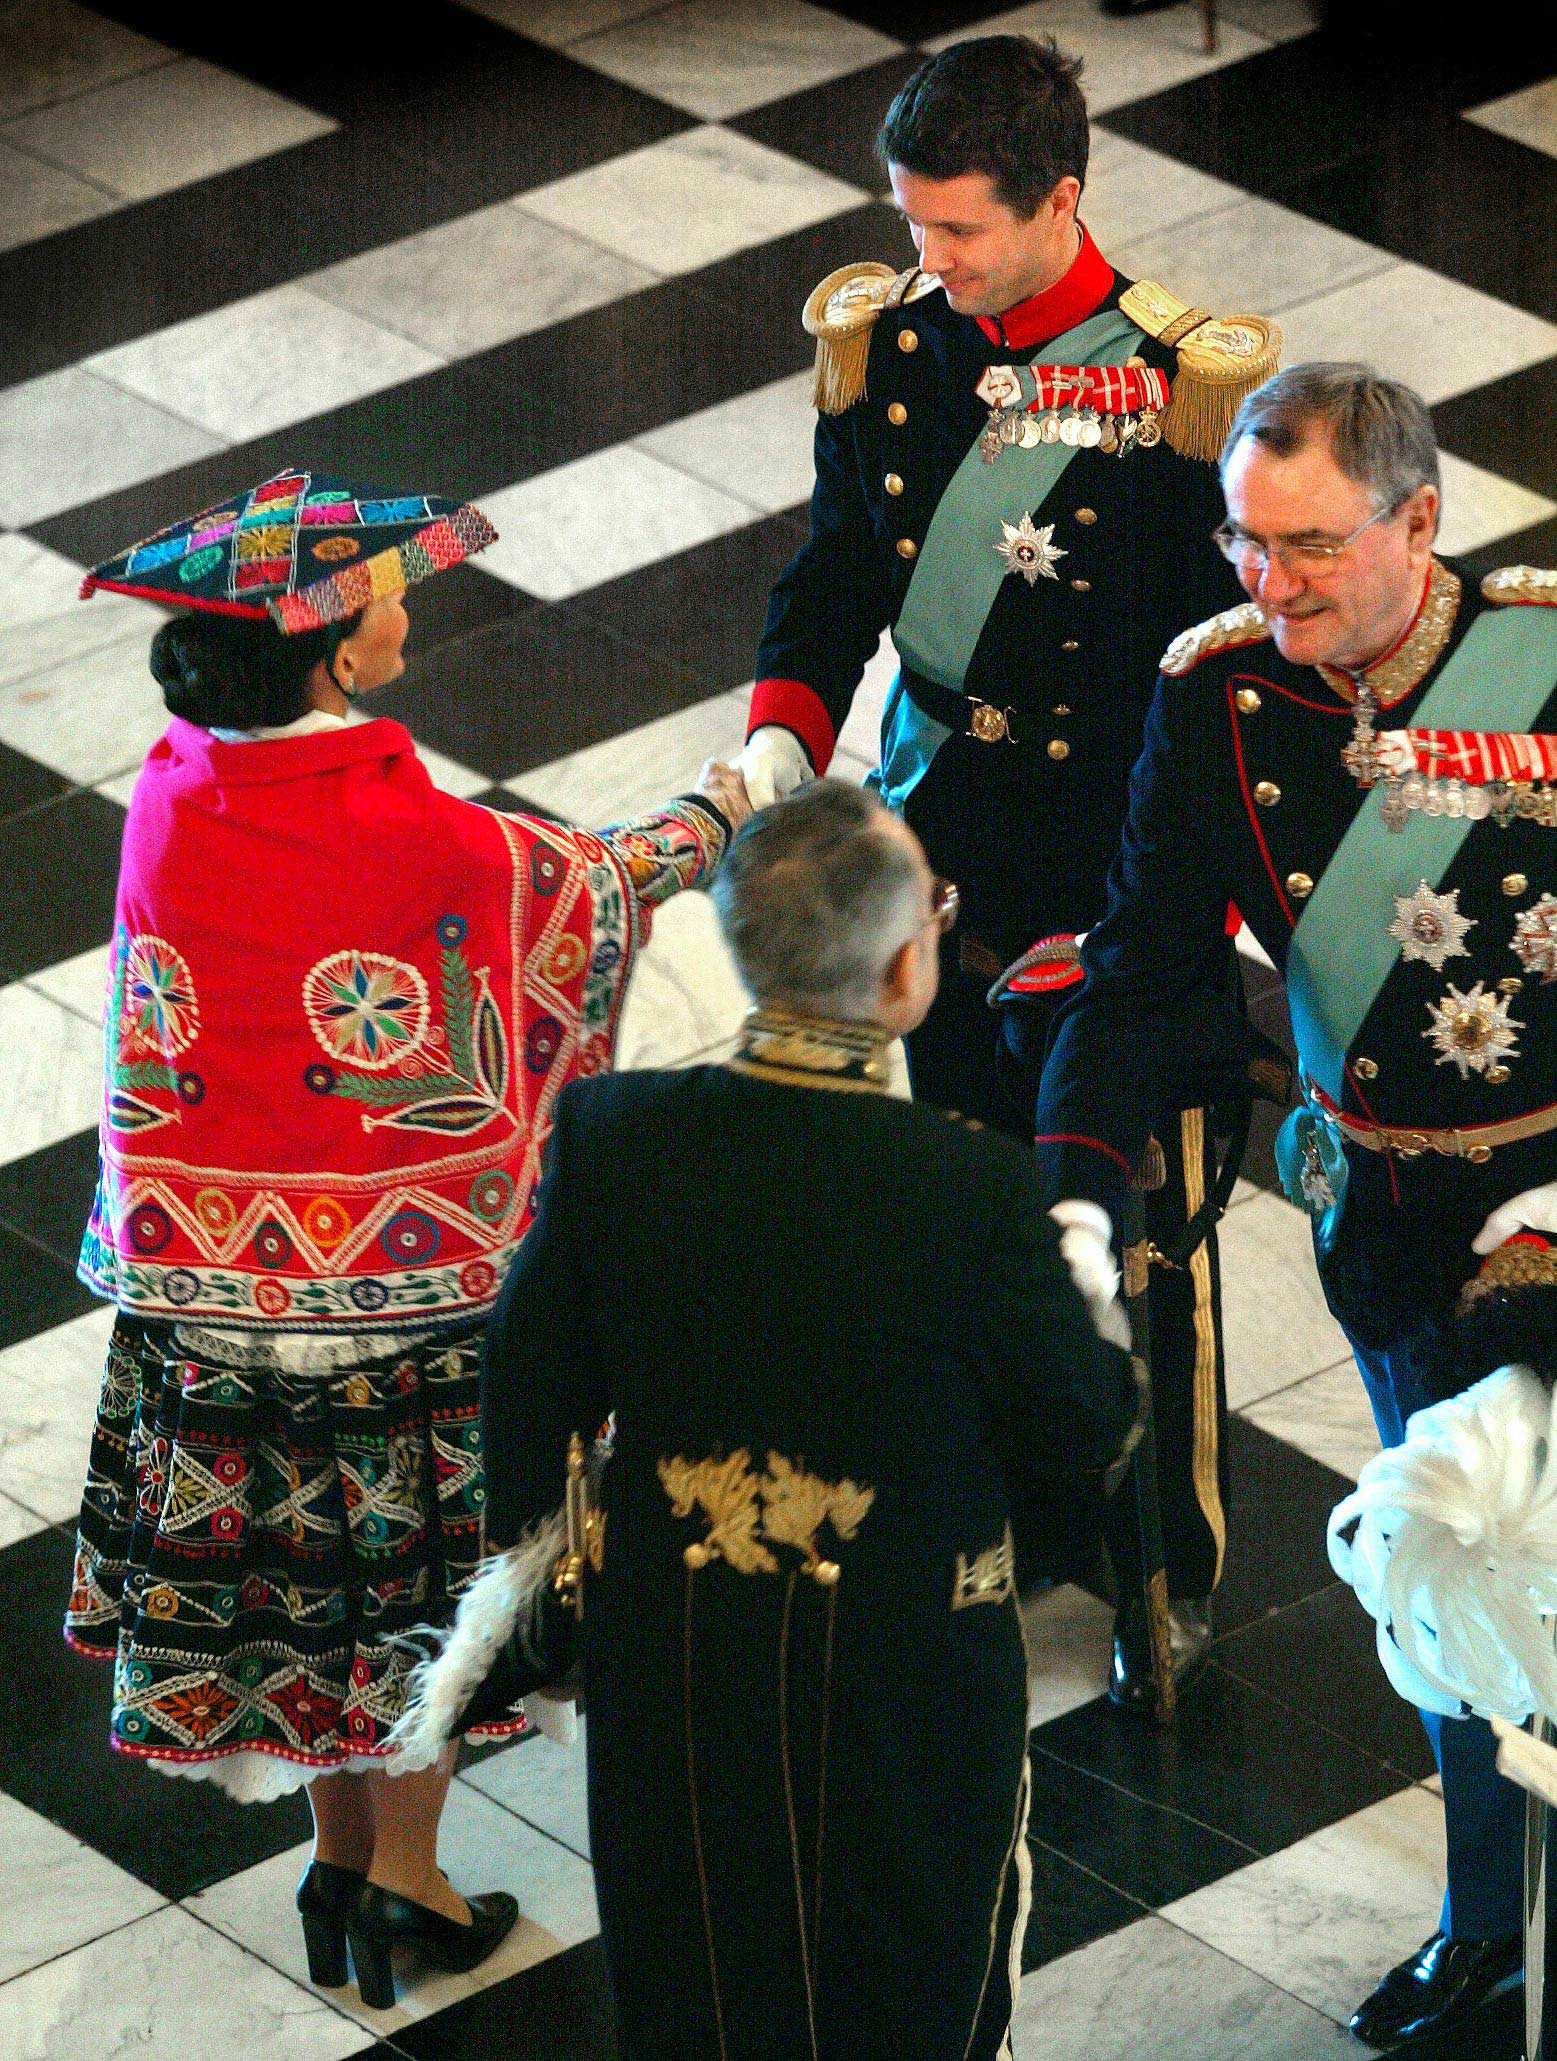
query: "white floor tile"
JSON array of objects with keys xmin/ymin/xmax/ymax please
[
  {"xmin": 0, "ymin": 975, "xmax": 104, "ymax": 1163},
  {"xmin": 1010, "ymin": 1913, "xmax": 1357, "ymax": 2058},
  {"xmin": 2, "ymin": 56, "xmax": 333, "ymax": 201},
  {"xmin": 27, "ymin": 940, "xmax": 112, "ymax": 1026},
  {"xmin": 634, "ymin": 370, "xmax": 816, "ymax": 516},
  {"xmin": 463, "ymin": 0, "xmax": 667, "ymax": 45},
  {"xmin": 309, "ymin": 202, "xmax": 656, "ymax": 361},
  {"xmin": 0, "ymin": 618, "xmax": 167, "ymax": 782},
  {"xmin": 1021, "ymin": 1581, "xmax": 1113, "ymax": 1727},
  {"xmin": 0, "ymin": 366, "xmax": 221, "ymax": 528},
  {"xmin": 0, "ymin": 532, "xmax": 164, "ymax": 692},
  {"xmin": 614, "ymin": 887, "xmax": 752, "ymax": 1070},
  {"xmin": 0, "ymin": 1788, "xmax": 164, "ymax": 1985},
  {"xmin": 475, "ymin": 444, "xmax": 756, "ymax": 601},
  {"xmin": 0, "ymin": 1489, "xmax": 49, "ymax": 1546},
  {"xmin": 1219, "ymin": 1188, "xmax": 1351, "ymax": 1409},
  {"xmin": 1277, "ymin": 259, "xmax": 1557, "ymax": 407},
  {"xmin": 1217, "ymin": 0, "xmax": 1320, "ymax": 40},
  {"xmin": 1241, "ymin": 1361, "xmax": 1381, "ymax": 1483},
  {"xmin": 1162, "ymin": 1785, "xmax": 1444, "ymax": 2025},
  {"xmin": 0, "ymin": 134, "xmax": 117, "ymax": 250},
  {"xmin": 570, "ymin": 0, "xmax": 901, "ymax": 122},
  {"xmin": 1081, "ymin": 132, "xmax": 1246, "ymax": 257},
  {"xmin": 833, "ymin": 630, "xmax": 897, "ymax": 767},
  {"xmin": 0, "ymin": 0, "xmax": 171, "ymax": 123},
  {"xmin": 191, "ymin": 1780, "xmax": 599, "ymax": 2035},
  {"xmin": 520, "ymin": 123, "xmax": 866, "ymax": 278},
  {"xmin": 413, "ymin": 742, "xmax": 493, "ymax": 801},
  {"xmin": 0, "ymin": 1902, "xmax": 368, "ymax": 2061},
  {"xmin": 462, "ymin": 1722, "xmax": 592, "ymax": 1858},
  {"xmin": 1435, "ymin": 448, "xmax": 1557, "ymax": 558},
  {"xmin": 86, "ymin": 284, "xmax": 441, "ymax": 444},
  {"xmin": 1111, "ymin": 195, "xmax": 1393, "ymax": 323},
  {"xmin": 513, "ymin": 684, "xmax": 750, "ymax": 824},
  {"xmin": 929, "ymin": 4, "xmax": 1268, "ymax": 116},
  {"xmin": 1465, "ymin": 75, "xmax": 1557, "ymax": 155},
  {"xmin": 0, "ymin": 1303, "xmax": 115, "ymax": 1524}
]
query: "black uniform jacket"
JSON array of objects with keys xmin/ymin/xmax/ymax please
[
  {"xmin": 481, "ymin": 1051, "xmax": 1135, "ymax": 2060},
  {"xmin": 1034, "ymin": 559, "xmax": 1557, "ymax": 1361},
  {"xmin": 751, "ymin": 233, "xmax": 1241, "ymax": 953}
]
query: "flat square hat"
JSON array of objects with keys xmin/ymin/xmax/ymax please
[{"xmin": 80, "ymin": 469, "xmax": 497, "ymax": 632}]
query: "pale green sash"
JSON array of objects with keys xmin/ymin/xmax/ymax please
[{"xmin": 1287, "ymin": 604, "xmax": 1557, "ymax": 1102}]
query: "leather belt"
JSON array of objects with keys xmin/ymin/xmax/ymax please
[{"xmin": 1316, "ymin": 1092, "xmax": 1557, "ymax": 1164}]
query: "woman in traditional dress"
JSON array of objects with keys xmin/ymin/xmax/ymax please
[{"xmin": 62, "ymin": 471, "xmax": 746, "ymax": 2004}]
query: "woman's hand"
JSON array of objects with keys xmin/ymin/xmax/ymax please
[{"xmin": 696, "ymin": 758, "xmax": 753, "ymax": 833}]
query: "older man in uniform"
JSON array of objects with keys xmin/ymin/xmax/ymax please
[
  {"xmin": 738, "ymin": 32, "xmax": 1282, "ymax": 1709},
  {"xmin": 1033, "ymin": 360, "xmax": 1557, "ymax": 2055}
]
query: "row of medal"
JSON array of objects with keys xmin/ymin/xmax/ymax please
[
  {"xmin": 978, "ymin": 403, "xmax": 1161, "ymax": 465},
  {"xmin": 1379, "ymin": 773, "xmax": 1557, "ymax": 832}
]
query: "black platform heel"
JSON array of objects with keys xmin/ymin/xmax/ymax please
[
  {"xmin": 346, "ymin": 1880, "xmax": 520, "ymax": 2010},
  {"xmin": 296, "ymin": 1860, "xmax": 366, "ymax": 1987}
]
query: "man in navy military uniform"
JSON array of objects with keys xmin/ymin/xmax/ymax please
[
  {"xmin": 739, "ymin": 32, "xmax": 1282, "ymax": 1709},
  {"xmin": 1034, "ymin": 361, "xmax": 1557, "ymax": 2055}
]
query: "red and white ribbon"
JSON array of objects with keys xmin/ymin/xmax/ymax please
[{"xmin": 1378, "ymin": 727, "xmax": 1557, "ymax": 783}]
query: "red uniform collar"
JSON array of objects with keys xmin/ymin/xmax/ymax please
[{"xmin": 974, "ymin": 225, "xmax": 1115, "ymax": 352}]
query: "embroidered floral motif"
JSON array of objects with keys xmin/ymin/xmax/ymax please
[
  {"xmin": 759, "ymin": 1452, "xmax": 874, "ymax": 1573},
  {"xmin": 106, "ymin": 928, "xmax": 202, "ymax": 1134},
  {"xmin": 659, "ymin": 1451, "xmax": 777, "ymax": 1574},
  {"xmin": 123, "ymin": 934, "xmax": 200, "ymax": 1056},
  {"xmin": 303, "ymin": 951, "xmax": 430, "ymax": 1070},
  {"xmin": 659, "ymin": 1449, "xmax": 876, "ymax": 1579}
]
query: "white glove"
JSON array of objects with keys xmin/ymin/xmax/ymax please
[
  {"xmin": 1473, "ymin": 1183, "xmax": 1557, "ymax": 1254},
  {"xmin": 737, "ymin": 725, "xmax": 811, "ymax": 810},
  {"xmin": 1048, "ymin": 1199, "xmax": 1131, "ymax": 1351},
  {"xmin": 1375, "ymin": 730, "xmax": 1417, "ymax": 779}
]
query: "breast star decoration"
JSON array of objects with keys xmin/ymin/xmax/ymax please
[
  {"xmin": 993, "ymin": 512, "xmax": 1066, "ymax": 585},
  {"xmin": 1422, "ymin": 980, "xmax": 1524, "ymax": 1079},
  {"xmin": 1388, "ymin": 880, "xmax": 1476, "ymax": 971},
  {"xmin": 1512, "ymin": 893, "xmax": 1557, "ymax": 983}
]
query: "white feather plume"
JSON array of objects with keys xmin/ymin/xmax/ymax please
[
  {"xmin": 386, "ymin": 1508, "xmax": 568, "ymax": 1771},
  {"xmin": 1328, "ymin": 1366, "xmax": 1557, "ymax": 1724}
]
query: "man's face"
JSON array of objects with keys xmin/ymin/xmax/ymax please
[
  {"xmin": 887, "ymin": 165, "xmax": 1080, "ymax": 317},
  {"xmin": 1220, "ymin": 433, "xmax": 1438, "ymax": 672}
]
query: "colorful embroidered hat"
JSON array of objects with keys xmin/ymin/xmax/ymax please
[{"xmin": 80, "ymin": 470, "xmax": 498, "ymax": 633}]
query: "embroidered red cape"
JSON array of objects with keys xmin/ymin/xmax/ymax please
[{"xmin": 80, "ymin": 716, "xmax": 725, "ymax": 1331}]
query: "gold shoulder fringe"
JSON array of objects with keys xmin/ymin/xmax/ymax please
[
  {"xmin": 1120, "ymin": 280, "xmax": 1282, "ymax": 464},
  {"xmin": 803, "ymin": 261, "xmax": 912, "ymax": 414},
  {"xmin": 1482, "ymin": 565, "xmax": 1557, "ymax": 607},
  {"xmin": 1160, "ymin": 601, "xmax": 1270, "ymax": 676}
]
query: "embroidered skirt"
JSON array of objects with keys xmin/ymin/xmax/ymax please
[{"xmin": 66, "ymin": 1312, "xmax": 524, "ymax": 1801}]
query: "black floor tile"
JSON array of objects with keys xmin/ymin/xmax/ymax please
[
  {"xmin": 1216, "ymin": 1416, "xmax": 1351, "ymax": 1634},
  {"xmin": 1215, "ymin": 1582, "xmax": 1438, "ymax": 1784},
  {"xmin": 0, "ymin": 1129, "xmax": 99, "ymax": 1272},
  {"xmin": 1028, "ymin": 1741, "xmax": 1261, "ymax": 1907},
  {"xmin": 393, "ymin": 1937, "xmax": 620, "ymax": 2059},
  {"xmin": 0, "ymin": 786, "xmax": 123, "ymax": 978},
  {"xmin": 1033, "ymin": 1657, "xmax": 1407, "ymax": 1858},
  {"xmin": 0, "ymin": 743, "xmax": 69, "ymax": 825},
  {"xmin": 730, "ymin": 52, "xmax": 925, "ymax": 192},
  {"xmin": 0, "ymin": 1526, "xmax": 313, "ymax": 1898},
  {"xmin": 1021, "ymin": 1836, "xmax": 1145, "ymax": 1973},
  {"xmin": 374, "ymin": 604, "xmax": 709, "ymax": 783},
  {"xmin": 685, "ymin": 199, "xmax": 906, "ymax": 360},
  {"xmin": 1435, "ymin": 361, "xmax": 1557, "ymax": 501},
  {"xmin": 402, "ymin": 564, "xmax": 539, "ymax": 672},
  {"xmin": 1242, "ymin": 978, "xmax": 1297, "ymax": 1200},
  {"xmin": 1463, "ymin": 514, "xmax": 1557, "ymax": 586},
  {"xmin": 819, "ymin": 0, "xmax": 994, "ymax": 36},
  {"xmin": 0, "ymin": 1221, "xmax": 100, "ymax": 1348}
]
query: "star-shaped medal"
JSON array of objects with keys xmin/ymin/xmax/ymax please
[
  {"xmin": 1388, "ymin": 880, "xmax": 1476, "ymax": 971},
  {"xmin": 1423, "ymin": 980, "xmax": 1523, "ymax": 1079},
  {"xmin": 993, "ymin": 513, "xmax": 1066, "ymax": 586},
  {"xmin": 1512, "ymin": 892, "xmax": 1557, "ymax": 983}
]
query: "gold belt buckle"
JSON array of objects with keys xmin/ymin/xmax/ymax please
[{"xmin": 967, "ymin": 698, "xmax": 1016, "ymax": 744}]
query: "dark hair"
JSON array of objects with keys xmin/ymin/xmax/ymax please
[
  {"xmin": 877, "ymin": 35, "xmax": 1089, "ymax": 218},
  {"xmin": 149, "ymin": 609, "xmax": 364, "ymax": 730}
]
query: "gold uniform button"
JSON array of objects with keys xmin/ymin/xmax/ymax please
[
  {"xmin": 897, "ymin": 328, "xmax": 918, "ymax": 353},
  {"xmin": 884, "ymin": 472, "xmax": 904, "ymax": 496},
  {"xmin": 1286, "ymin": 870, "xmax": 1314, "ymax": 899},
  {"xmin": 1499, "ymin": 975, "xmax": 1524, "ymax": 994},
  {"xmin": 887, "ymin": 401, "xmax": 907, "ymax": 425},
  {"xmin": 1047, "ymin": 738, "xmax": 1071, "ymax": 760},
  {"xmin": 1353, "ymin": 1055, "xmax": 1379, "ymax": 1080},
  {"xmin": 1467, "ymin": 1143, "xmax": 1495, "ymax": 1161},
  {"xmin": 1061, "ymin": 638, "xmax": 1079, "ymax": 652},
  {"xmin": 1236, "ymin": 688, "xmax": 1262, "ymax": 714},
  {"xmin": 1504, "ymin": 872, "xmax": 1528, "ymax": 896},
  {"xmin": 1485, "ymin": 1066, "xmax": 1511, "ymax": 1087},
  {"xmin": 1075, "ymin": 507, "xmax": 1097, "ymax": 525},
  {"xmin": 1070, "ymin": 577, "xmax": 1091, "ymax": 593},
  {"xmin": 1254, "ymin": 780, "xmax": 1281, "ymax": 806},
  {"xmin": 896, "ymin": 537, "xmax": 918, "ymax": 560}
]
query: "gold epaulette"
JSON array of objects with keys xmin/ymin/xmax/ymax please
[
  {"xmin": 1119, "ymin": 280, "xmax": 1282, "ymax": 463},
  {"xmin": 1159, "ymin": 601, "xmax": 1270, "ymax": 676},
  {"xmin": 1482, "ymin": 565, "xmax": 1557, "ymax": 607},
  {"xmin": 803, "ymin": 262, "xmax": 938, "ymax": 414}
]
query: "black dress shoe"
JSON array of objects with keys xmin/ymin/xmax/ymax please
[
  {"xmin": 296, "ymin": 1860, "xmax": 367, "ymax": 1988},
  {"xmin": 1348, "ymin": 1931, "xmax": 1521, "ymax": 2049},
  {"xmin": 346, "ymin": 1880, "xmax": 520, "ymax": 2010},
  {"xmin": 1108, "ymin": 1595, "xmax": 1213, "ymax": 1716}
]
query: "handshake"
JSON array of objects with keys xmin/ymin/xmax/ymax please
[{"xmin": 693, "ymin": 725, "xmax": 813, "ymax": 827}]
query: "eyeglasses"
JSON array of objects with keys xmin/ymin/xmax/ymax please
[
  {"xmin": 930, "ymin": 877, "xmax": 960, "ymax": 935},
  {"xmin": 1212, "ymin": 499, "xmax": 1402, "ymax": 579}
]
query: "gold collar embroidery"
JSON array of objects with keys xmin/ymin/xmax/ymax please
[
  {"xmin": 1317, "ymin": 558, "xmax": 1462, "ymax": 709},
  {"xmin": 726, "ymin": 1006, "xmax": 892, "ymax": 1094}
]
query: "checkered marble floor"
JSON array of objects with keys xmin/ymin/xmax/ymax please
[{"xmin": 0, "ymin": 1, "xmax": 1550, "ymax": 2053}]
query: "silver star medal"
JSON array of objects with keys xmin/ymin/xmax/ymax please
[
  {"xmin": 1387, "ymin": 880, "xmax": 1476, "ymax": 971},
  {"xmin": 1422, "ymin": 980, "xmax": 1524, "ymax": 1079},
  {"xmin": 1512, "ymin": 892, "xmax": 1557, "ymax": 983},
  {"xmin": 993, "ymin": 512, "xmax": 1066, "ymax": 586}
]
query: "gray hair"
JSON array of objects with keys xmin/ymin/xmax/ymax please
[
  {"xmin": 710, "ymin": 780, "xmax": 925, "ymax": 1017},
  {"xmin": 1221, "ymin": 362, "xmax": 1440, "ymax": 512}
]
